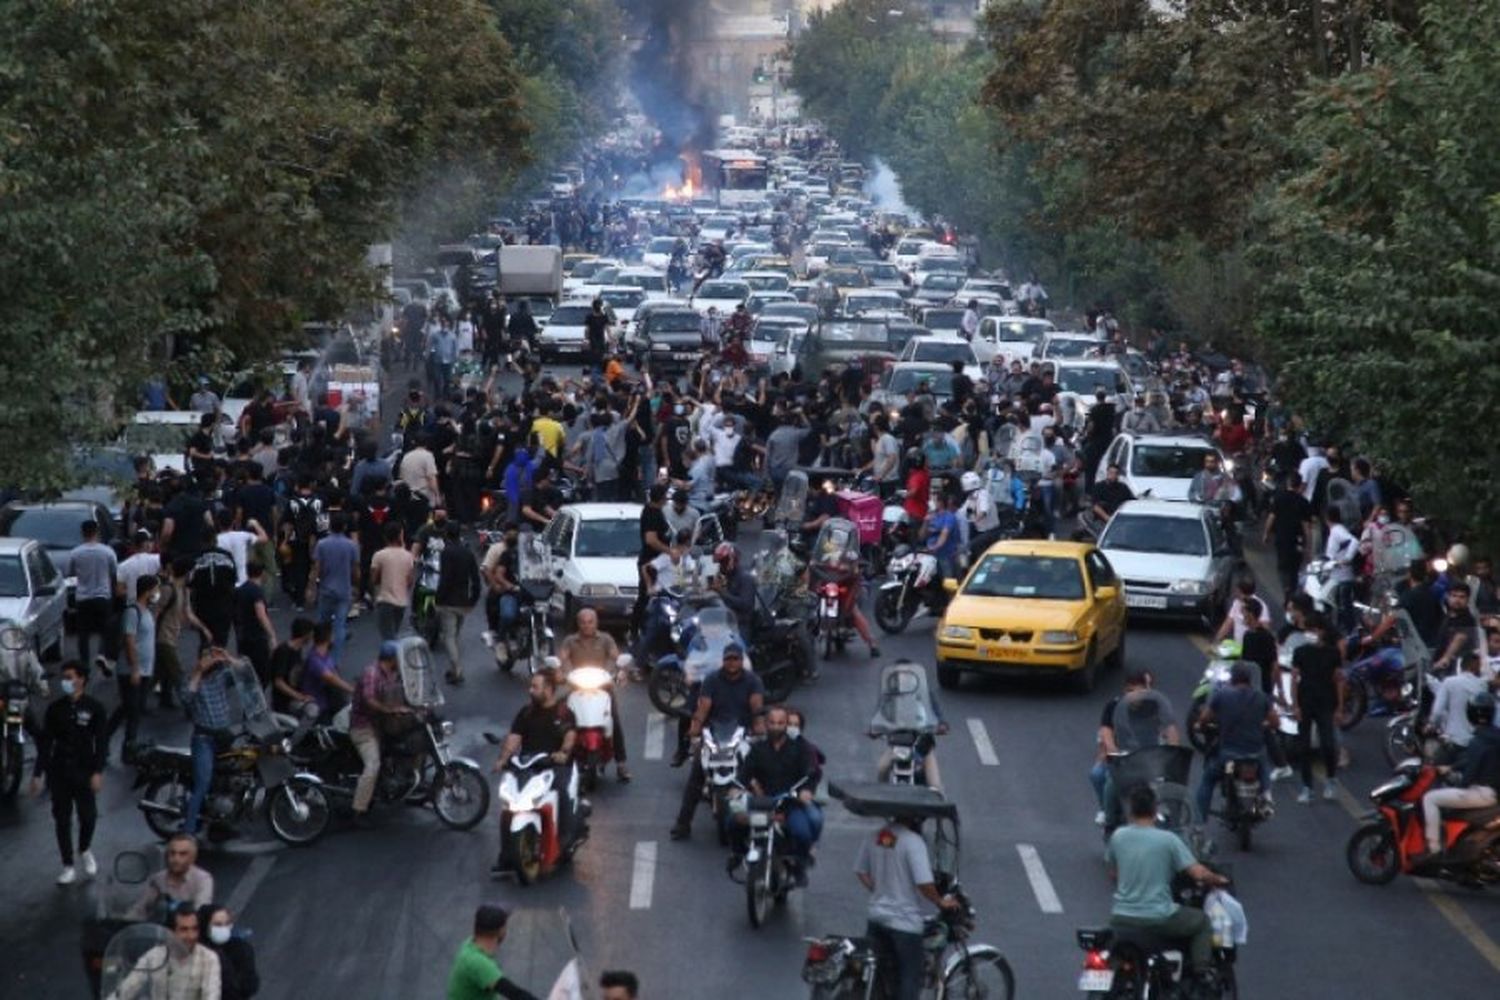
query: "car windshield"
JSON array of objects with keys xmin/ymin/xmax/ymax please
[
  {"xmin": 821, "ymin": 322, "xmax": 892, "ymax": 350},
  {"xmin": 121, "ymin": 421, "xmax": 191, "ymax": 455},
  {"xmin": 887, "ymin": 369, "xmax": 955, "ymax": 396},
  {"xmin": 742, "ymin": 275, "xmax": 788, "ymax": 291},
  {"xmin": 549, "ymin": 306, "xmax": 592, "ymax": 325},
  {"xmin": 1056, "ymin": 367, "xmax": 1123, "ymax": 394},
  {"xmin": 922, "ymin": 258, "xmax": 966, "ymax": 273},
  {"xmin": 1131, "ymin": 445, "xmax": 1216, "ymax": 479},
  {"xmin": 2, "ymin": 509, "xmax": 90, "ymax": 549},
  {"xmin": 922, "ymin": 311, "xmax": 965, "ymax": 331},
  {"xmin": 763, "ymin": 303, "xmax": 819, "ymax": 322},
  {"xmin": 571, "ymin": 260, "xmax": 605, "ymax": 278},
  {"xmin": 912, "ymin": 341, "xmax": 974, "ymax": 365},
  {"xmin": 651, "ymin": 311, "xmax": 702, "ymax": 333},
  {"xmin": 846, "ymin": 295, "xmax": 899, "ymax": 315},
  {"xmin": 617, "ymin": 274, "xmax": 666, "ymax": 292},
  {"xmin": 698, "ymin": 282, "xmax": 748, "ymax": 299},
  {"xmin": 1046, "ymin": 338, "xmax": 1104, "ymax": 359},
  {"xmin": 648, "ymin": 238, "xmax": 678, "ymax": 252},
  {"xmin": 921, "ymin": 274, "xmax": 962, "ymax": 291},
  {"xmin": 1102, "ymin": 515, "xmax": 1208, "ymax": 556},
  {"xmin": 599, "ymin": 290, "xmax": 645, "ymax": 310},
  {"xmin": 994, "ymin": 322, "xmax": 1049, "ymax": 343},
  {"xmin": 574, "ymin": 519, "xmax": 640, "ymax": 558},
  {"xmin": 0, "ymin": 555, "xmax": 26, "ymax": 597},
  {"xmin": 963, "ymin": 555, "xmax": 1085, "ymax": 600},
  {"xmin": 897, "ymin": 241, "xmax": 923, "ymax": 255}
]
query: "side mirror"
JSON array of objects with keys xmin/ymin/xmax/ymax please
[
  {"xmin": 616, "ymin": 653, "xmax": 634, "ymax": 671},
  {"xmin": 1095, "ymin": 585, "xmax": 1119, "ymax": 601},
  {"xmin": 543, "ymin": 655, "xmax": 562, "ymax": 671},
  {"xmin": 942, "ymin": 578, "xmax": 959, "ymax": 595}
]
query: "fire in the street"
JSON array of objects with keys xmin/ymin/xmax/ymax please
[{"xmin": 661, "ymin": 177, "xmax": 696, "ymax": 201}]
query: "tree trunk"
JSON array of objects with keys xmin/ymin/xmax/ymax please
[{"xmin": 1310, "ymin": 0, "xmax": 1329, "ymax": 77}]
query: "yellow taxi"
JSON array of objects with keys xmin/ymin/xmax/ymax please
[{"xmin": 934, "ymin": 539, "xmax": 1127, "ymax": 693}]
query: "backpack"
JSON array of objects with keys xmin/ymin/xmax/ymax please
[{"xmin": 288, "ymin": 495, "xmax": 324, "ymax": 543}]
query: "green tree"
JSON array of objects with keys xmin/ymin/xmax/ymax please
[{"xmin": 1256, "ymin": 0, "xmax": 1500, "ymax": 545}]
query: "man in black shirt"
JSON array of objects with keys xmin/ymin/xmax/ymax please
[
  {"xmin": 1433, "ymin": 582, "xmax": 1480, "ymax": 671},
  {"xmin": 491, "ymin": 671, "xmax": 580, "ymax": 858},
  {"xmin": 948, "ymin": 360, "xmax": 974, "ymax": 410},
  {"xmin": 584, "ymin": 299, "xmax": 611, "ymax": 371},
  {"xmin": 32, "ymin": 661, "xmax": 107, "ymax": 883},
  {"xmin": 1291, "ymin": 616, "xmax": 1345, "ymax": 802},
  {"xmin": 1089, "ymin": 463, "xmax": 1135, "ymax": 523},
  {"xmin": 1263, "ymin": 473, "xmax": 1315, "ymax": 597},
  {"xmin": 187, "ymin": 546, "xmax": 239, "ymax": 649},
  {"xmin": 269, "ymin": 617, "xmax": 316, "ymax": 716},
  {"xmin": 234, "ymin": 561, "xmax": 275, "ymax": 687},
  {"xmin": 671, "ymin": 644, "xmax": 765, "ymax": 840},
  {"xmin": 519, "ymin": 466, "xmax": 564, "ymax": 531},
  {"xmin": 1081, "ymin": 390, "xmax": 1117, "ymax": 490},
  {"xmin": 161, "ymin": 478, "xmax": 213, "ymax": 563},
  {"xmin": 633, "ymin": 484, "xmax": 673, "ymax": 632},
  {"xmin": 733, "ymin": 705, "xmax": 820, "ymax": 877}
]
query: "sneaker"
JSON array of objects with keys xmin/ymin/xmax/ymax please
[
  {"xmin": 93, "ymin": 655, "xmax": 113, "ymax": 679},
  {"xmin": 1093, "ymin": 810, "xmax": 1106, "ymax": 827},
  {"xmin": 669, "ymin": 824, "xmax": 690, "ymax": 841},
  {"xmin": 1323, "ymin": 779, "xmax": 1340, "ymax": 801},
  {"xmin": 81, "ymin": 850, "xmax": 97, "ymax": 878},
  {"xmin": 869, "ymin": 646, "xmax": 881, "ymax": 660},
  {"xmin": 670, "ymin": 748, "xmax": 689, "ymax": 768},
  {"xmin": 1296, "ymin": 787, "xmax": 1313, "ymax": 805},
  {"xmin": 56, "ymin": 866, "xmax": 78, "ymax": 886},
  {"xmin": 1270, "ymin": 766, "xmax": 1294, "ymax": 782}
]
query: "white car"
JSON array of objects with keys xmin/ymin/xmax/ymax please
[
  {"xmin": 1096, "ymin": 434, "xmax": 1226, "ymax": 503},
  {"xmin": 804, "ymin": 241, "xmax": 845, "ymax": 275},
  {"xmin": 1046, "ymin": 360, "xmax": 1135, "ymax": 430},
  {"xmin": 563, "ymin": 257, "xmax": 622, "ymax": 297},
  {"xmin": 537, "ymin": 301, "xmax": 594, "ymax": 360},
  {"xmin": 690, "ymin": 279, "xmax": 750, "ymax": 318},
  {"xmin": 974, "ymin": 315, "xmax": 1056, "ymax": 365},
  {"xmin": 0, "ymin": 537, "xmax": 67, "ymax": 662},
  {"xmin": 535, "ymin": 503, "xmax": 645, "ymax": 626},
  {"xmin": 1040, "ymin": 331, "xmax": 1109, "ymax": 360},
  {"xmin": 1096, "ymin": 500, "xmax": 1241, "ymax": 623},
  {"xmin": 118, "ymin": 411, "xmax": 236, "ymax": 476},
  {"xmin": 870, "ymin": 362, "xmax": 956, "ymax": 412},
  {"xmin": 842, "ymin": 289, "xmax": 907, "ymax": 317},
  {"xmin": 898, "ymin": 336, "xmax": 982, "ymax": 382},
  {"xmin": 738, "ymin": 271, "xmax": 791, "ymax": 293},
  {"xmin": 594, "ymin": 287, "xmax": 647, "ymax": 329},
  {"xmin": 612, "ymin": 268, "xmax": 671, "ymax": 301},
  {"xmin": 641, "ymin": 237, "xmax": 682, "ymax": 271},
  {"xmin": 699, "ymin": 215, "xmax": 738, "ymax": 242},
  {"xmin": 893, "ymin": 238, "xmax": 927, "ymax": 272},
  {"xmin": 571, "ymin": 265, "xmax": 624, "ymax": 302}
]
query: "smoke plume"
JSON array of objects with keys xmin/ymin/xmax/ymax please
[{"xmin": 619, "ymin": 0, "xmax": 719, "ymax": 168}]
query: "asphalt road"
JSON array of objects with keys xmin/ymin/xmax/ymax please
[{"xmin": 3, "ymin": 367, "xmax": 1498, "ymax": 998}]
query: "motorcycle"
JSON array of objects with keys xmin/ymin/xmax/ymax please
[
  {"xmin": 869, "ymin": 659, "xmax": 942, "ymax": 787},
  {"xmin": 495, "ymin": 752, "xmax": 589, "ymax": 885},
  {"xmin": 1346, "ymin": 759, "xmax": 1500, "ymax": 888},
  {"xmin": 1075, "ymin": 871, "xmax": 1241, "ymax": 998},
  {"xmin": 809, "ymin": 517, "xmax": 862, "ymax": 659},
  {"xmin": 292, "ymin": 638, "xmax": 489, "ymax": 831},
  {"xmin": 804, "ymin": 782, "xmax": 1015, "ymax": 999},
  {"xmin": 1212, "ymin": 755, "xmax": 1271, "ymax": 852},
  {"xmin": 1, "ymin": 678, "xmax": 31, "ymax": 798},
  {"xmin": 732, "ymin": 776, "xmax": 811, "ymax": 929},
  {"xmin": 875, "ymin": 546, "xmax": 952, "ymax": 636},
  {"xmin": 1104, "ymin": 691, "xmax": 1210, "ymax": 857},
  {"xmin": 133, "ymin": 658, "xmax": 330, "ymax": 847},
  {"xmin": 498, "ymin": 530, "xmax": 558, "ymax": 676},
  {"xmin": 1184, "ymin": 640, "xmax": 1240, "ymax": 754},
  {"xmin": 565, "ymin": 654, "xmax": 632, "ymax": 793},
  {"xmin": 702, "ymin": 721, "xmax": 751, "ymax": 845},
  {"xmin": 1338, "ymin": 598, "xmax": 1430, "ymax": 730}
]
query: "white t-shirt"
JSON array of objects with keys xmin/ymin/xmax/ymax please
[
  {"xmin": 216, "ymin": 530, "xmax": 258, "ymax": 585},
  {"xmin": 117, "ymin": 552, "xmax": 162, "ymax": 603},
  {"xmin": 456, "ymin": 319, "xmax": 475, "ymax": 353},
  {"xmin": 965, "ymin": 489, "xmax": 999, "ymax": 533},
  {"xmin": 1298, "ymin": 454, "xmax": 1330, "ymax": 503},
  {"xmin": 1325, "ymin": 523, "xmax": 1358, "ymax": 584},
  {"xmin": 648, "ymin": 552, "xmax": 686, "ymax": 592},
  {"xmin": 1225, "ymin": 595, "xmax": 1274, "ymax": 642},
  {"xmin": 709, "ymin": 423, "xmax": 740, "ymax": 468}
]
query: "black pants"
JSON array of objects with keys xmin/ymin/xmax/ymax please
[
  {"xmin": 283, "ymin": 544, "xmax": 312, "ymax": 604},
  {"xmin": 1274, "ymin": 545, "xmax": 1301, "ymax": 600},
  {"xmin": 1298, "ymin": 706, "xmax": 1339, "ymax": 786},
  {"xmin": 106, "ymin": 678, "xmax": 146, "ymax": 750},
  {"xmin": 74, "ymin": 597, "xmax": 113, "ymax": 667},
  {"xmin": 868, "ymin": 921, "xmax": 925, "ymax": 1000},
  {"xmin": 674, "ymin": 758, "xmax": 707, "ymax": 830},
  {"xmin": 238, "ymin": 633, "xmax": 272, "ymax": 689},
  {"xmin": 49, "ymin": 773, "xmax": 98, "ymax": 866}
]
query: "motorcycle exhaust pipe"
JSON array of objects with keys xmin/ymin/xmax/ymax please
[{"xmin": 137, "ymin": 799, "xmax": 183, "ymax": 819}]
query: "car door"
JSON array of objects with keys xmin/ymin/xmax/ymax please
[
  {"xmin": 553, "ymin": 514, "xmax": 580, "ymax": 615},
  {"xmin": 1085, "ymin": 550, "xmax": 1126, "ymax": 652},
  {"xmin": 25, "ymin": 544, "xmax": 65, "ymax": 652},
  {"xmin": 1204, "ymin": 514, "xmax": 1237, "ymax": 601}
]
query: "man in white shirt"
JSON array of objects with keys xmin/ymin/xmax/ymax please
[
  {"xmin": 117, "ymin": 530, "xmax": 161, "ymax": 603},
  {"xmin": 959, "ymin": 300, "xmax": 980, "ymax": 341},
  {"xmin": 707, "ymin": 413, "xmax": 742, "ymax": 471},
  {"xmin": 213, "ymin": 510, "xmax": 268, "ymax": 585},
  {"xmin": 1324, "ymin": 506, "xmax": 1359, "ymax": 631},
  {"xmin": 1298, "ymin": 447, "xmax": 1330, "ymax": 504},
  {"xmin": 1430, "ymin": 654, "xmax": 1489, "ymax": 750}
]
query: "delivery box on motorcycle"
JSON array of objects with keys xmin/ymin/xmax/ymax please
[{"xmin": 835, "ymin": 490, "xmax": 882, "ymax": 546}]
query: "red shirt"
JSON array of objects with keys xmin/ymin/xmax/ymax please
[
  {"xmin": 903, "ymin": 469, "xmax": 931, "ymax": 522},
  {"xmin": 1218, "ymin": 422, "xmax": 1252, "ymax": 455}
]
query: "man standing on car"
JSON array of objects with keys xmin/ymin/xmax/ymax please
[
  {"xmin": 855, "ymin": 812, "xmax": 961, "ymax": 1000},
  {"xmin": 32, "ymin": 660, "xmax": 106, "ymax": 885},
  {"xmin": 585, "ymin": 298, "xmax": 612, "ymax": 373}
]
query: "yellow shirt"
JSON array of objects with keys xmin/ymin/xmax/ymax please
[{"xmin": 531, "ymin": 416, "xmax": 565, "ymax": 457}]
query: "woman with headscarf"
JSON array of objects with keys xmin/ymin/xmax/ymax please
[{"xmin": 198, "ymin": 903, "xmax": 260, "ymax": 999}]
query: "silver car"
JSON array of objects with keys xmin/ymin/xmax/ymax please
[{"xmin": 0, "ymin": 538, "xmax": 67, "ymax": 661}]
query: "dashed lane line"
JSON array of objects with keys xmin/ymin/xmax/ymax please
[
  {"xmin": 225, "ymin": 854, "xmax": 277, "ymax": 918},
  {"xmin": 1016, "ymin": 843, "xmax": 1064, "ymax": 914},
  {"xmin": 644, "ymin": 712, "xmax": 667, "ymax": 761},
  {"xmin": 629, "ymin": 841, "xmax": 657, "ymax": 910},
  {"xmin": 966, "ymin": 718, "xmax": 1000, "ymax": 767}
]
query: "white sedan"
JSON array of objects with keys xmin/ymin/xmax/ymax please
[
  {"xmin": 535, "ymin": 503, "xmax": 644, "ymax": 626},
  {"xmin": 898, "ymin": 335, "xmax": 983, "ymax": 383}
]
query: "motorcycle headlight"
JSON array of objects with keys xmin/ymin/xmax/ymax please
[
  {"xmin": 440, "ymin": 720, "xmax": 455, "ymax": 738},
  {"xmin": 1041, "ymin": 630, "xmax": 1079, "ymax": 644},
  {"xmin": 579, "ymin": 584, "xmax": 618, "ymax": 597},
  {"xmin": 1170, "ymin": 579, "xmax": 1210, "ymax": 595},
  {"xmin": 940, "ymin": 625, "xmax": 974, "ymax": 641},
  {"xmin": 1223, "ymin": 458, "xmax": 1235, "ymax": 474}
]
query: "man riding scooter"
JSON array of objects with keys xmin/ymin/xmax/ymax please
[
  {"xmin": 557, "ymin": 607, "xmax": 630, "ymax": 784},
  {"xmin": 1417, "ymin": 692, "xmax": 1500, "ymax": 866},
  {"xmin": 491, "ymin": 671, "xmax": 582, "ymax": 866}
]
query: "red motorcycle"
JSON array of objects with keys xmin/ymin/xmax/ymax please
[{"xmin": 1346, "ymin": 760, "xmax": 1500, "ymax": 887}]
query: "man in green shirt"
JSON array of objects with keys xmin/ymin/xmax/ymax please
[
  {"xmin": 1105, "ymin": 785, "xmax": 1229, "ymax": 981},
  {"xmin": 447, "ymin": 904, "xmax": 539, "ymax": 1000}
]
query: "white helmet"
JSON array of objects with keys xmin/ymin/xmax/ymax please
[
  {"xmin": 960, "ymin": 471, "xmax": 983, "ymax": 494},
  {"xmin": 1447, "ymin": 543, "xmax": 1470, "ymax": 568}
]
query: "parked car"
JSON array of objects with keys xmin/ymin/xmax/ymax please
[
  {"xmin": 0, "ymin": 500, "xmax": 114, "ymax": 583},
  {"xmin": 1095, "ymin": 499, "xmax": 1242, "ymax": 625},
  {"xmin": 898, "ymin": 336, "xmax": 982, "ymax": 382},
  {"xmin": 536, "ymin": 301, "xmax": 595, "ymax": 361},
  {"xmin": 0, "ymin": 537, "xmax": 67, "ymax": 661},
  {"xmin": 973, "ymin": 315, "xmax": 1056, "ymax": 366},
  {"xmin": 1096, "ymin": 434, "xmax": 1224, "ymax": 503}
]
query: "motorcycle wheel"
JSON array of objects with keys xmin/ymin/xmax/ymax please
[
  {"xmin": 940, "ymin": 949, "xmax": 1015, "ymax": 1000},
  {"xmin": 874, "ymin": 589, "xmax": 914, "ymax": 636},
  {"xmin": 1340, "ymin": 683, "xmax": 1368, "ymax": 731},
  {"xmin": 433, "ymin": 762, "xmax": 491, "ymax": 831},
  {"xmin": 1346, "ymin": 823, "xmax": 1401, "ymax": 885},
  {"xmin": 267, "ymin": 780, "xmax": 331, "ymax": 846},
  {"xmin": 1185, "ymin": 696, "xmax": 1213, "ymax": 754},
  {"xmin": 1383, "ymin": 715, "xmax": 1419, "ymax": 768},
  {"xmin": 761, "ymin": 662, "xmax": 796, "ymax": 705},
  {"xmin": 648, "ymin": 666, "xmax": 692, "ymax": 719},
  {"xmin": 141, "ymin": 777, "xmax": 186, "ymax": 840},
  {"xmin": 0, "ymin": 740, "xmax": 21, "ymax": 798},
  {"xmin": 509, "ymin": 827, "xmax": 544, "ymax": 886},
  {"xmin": 746, "ymin": 860, "xmax": 773, "ymax": 929}
]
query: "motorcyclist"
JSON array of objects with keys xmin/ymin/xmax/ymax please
[
  {"xmin": 1089, "ymin": 462, "xmax": 1135, "ymax": 525},
  {"xmin": 710, "ymin": 543, "xmax": 758, "ymax": 638},
  {"xmin": 731, "ymin": 706, "xmax": 822, "ymax": 884},
  {"xmin": 557, "ymin": 607, "xmax": 630, "ymax": 783},
  {"xmin": 492, "ymin": 671, "xmax": 580, "ymax": 851},
  {"xmin": 1192, "ymin": 662, "xmax": 1278, "ymax": 819},
  {"xmin": 900, "ymin": 449, "xmax": 930, "ymax": 524},
  {"xmin": 1106, "ymin": 785, "xmax": 1230, "ymax": 991},
  {"xmin": 348, "ymin": 640, "xmax": 414, "ymax": 828},
  {"xmin": 854, "ymin": 812, "xmax": 961, "ymax": 1000},
  {"xmin": 799, "ymin": 480, "xmax": 841, "ymax": 550},
  {"xmin": 1418, "ymin": 692, "xmax": 1500, "ymax": 863},
  {"xmin": 923, "ymin": 492, "xmax": 962, "ymax": 584},
  {"xmin": 1187, "ymin": 452, "xmax": 1239, "ymax": 507},
  {"xmin": 809, "ymin": 523, "xmax": 881, "ymax": 659},
  {"xmin": 670, "ymin": 643, "xmax": 764, "ymax": 841},
  {"xmin": 960, "ymin": 471, "xmax": 1001, "ymax": 560},
  {"xmin": 1090, "ymin": 669, "xmax": 1180, "ymax": 827}
]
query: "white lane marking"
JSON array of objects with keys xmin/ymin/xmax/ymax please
[
  {"xmin": 966, "ymin": 718, "xmax": 1000, "ymax": 766},
  {"xmin": 225, "ymin": 854, "xmax": 277, "ymax": 917},
  {"xmin": 1017, "ymin": 843, "xmax": 1063, "ymax": 914},
  {"xmin": 644, "ymin": 712, "xmax": 666, "ymax": 761},
  {"xmin": 629, "ymin": 841, "xmax": 657, "ymax": 910}
]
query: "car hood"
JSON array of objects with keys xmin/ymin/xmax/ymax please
[
  {"xmin": 943, "ymin": 594, "xmax": 1084, "ymax": 631},
  {"xmin": 1128, "ymin": 476, "xmax": 1194, "ymax": 502},
  {"xmin": 569, "ymin": 557, "xmax": 639, "ymax": 588},
  {"xmin": 0, "ymin": 596, "xmax": 37, "ymax": 620},
  {"xmin": 1100, "ymin": 548, "xmax": 1210, "ymax": 582}
]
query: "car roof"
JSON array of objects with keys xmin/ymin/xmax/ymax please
[
  {"xmin": 889, "ymin": 361, "xmax": 953, "ymax": 373},
  {"xmin": 0, "ymin": 537, "xmax": 37, "ymax": 554},
  {"xmin": 1050, "ymin": 358, "xmax": 1123, "ymax": 370},
  {"xmin": 1119, "ymin": 433, "xmax": 1218, "ymax": 448},
  {"xmin": 1109, "ymin": 499, "xmax": 1215, "ymax": 520},
  {"xmin": 131, "ymin": 410, "xmax": 211, "ymax": 425},
  {"xmin": 977, "ymin": 539, "xmax": 1095, "ymax": 559},
  {"xmin": 559, "ymin": 503, "xmax": 645, "ymax": 521}
]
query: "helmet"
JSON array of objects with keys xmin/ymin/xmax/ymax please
[
  {"xmin": 713, "ymin": 542, "xmax": 737, "ymax": 567},
  {"xmin": 1447, "ymin": 543, "xmax": 1470, "ymax": 568},
  {"xmin": 905, "ymin": 448, "xmax": 926, "ymax": 470},
  {"xmin": 1214, "ymin": 639, "xmax": 1243, "ymax": 661},
  {"xmin": 1467, "ymin": 691, "xmax": 1496, "ymax": 729},
  {"xmin": 960, "ymin": 471, "xmax": 982, "ymax": 494}
]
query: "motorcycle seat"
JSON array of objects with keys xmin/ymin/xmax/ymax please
[
  {"xmin": 521, "ymin": 580, "xmax": 554, "ymax": 602},
  {"xmin": 1108, "ymin": 925, "xmax": 1190, "ymax": 956},
  {"xmin": 1441, "ymin": 805, "xmax": 1500, "ymax": 825}
]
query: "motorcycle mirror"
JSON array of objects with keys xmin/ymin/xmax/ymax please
[
  {"xmin": 616, "ymin": 653, "xmax": 634, "ymax": 670},
  {"xmin": 543, "ymin": 655, "xmax": 562, "ymax": 671}
]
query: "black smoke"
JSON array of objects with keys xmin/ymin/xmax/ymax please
[{"xmin": 618, "ymin": 0, "xmax": 718, "ymax": 166}]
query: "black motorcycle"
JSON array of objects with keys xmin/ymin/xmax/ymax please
[
  {"xmin": 874, "ymin": 546, "xmax": 952, "ymax": 636},
  {"xmin": 1, "ymin": 679, "xmax": 30, "ymax": 797}
]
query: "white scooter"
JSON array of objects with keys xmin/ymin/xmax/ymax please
[
  {"xmin": 495, "ymin": 750, "xmax": 588, "ymax": 886},
  {"xmin": 565, "ymin": 654, "xmax": 632, "ymax": 793}
]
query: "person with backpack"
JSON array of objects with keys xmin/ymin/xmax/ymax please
[
  {"xmin": 280, "ymin": 477, "xmax": 326, "ymax": 611},
  {"xmin": 434, "ymin": 522, "xmax": 482, "ymax": 685},
  {"xmin": 186, "ymin": 546, "xmax": 239, "ymax": 652}
]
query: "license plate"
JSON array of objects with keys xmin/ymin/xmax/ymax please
[
  {"xmin": 983, "ymin": 646, "xmax": 1011, "ymax": 660},
  {"xmin": 1078, "ymin": 970, "xmax": 1113, "ymax": 991},
  {"xmin": 672, "ymin": 352, "xmax": 697, "ymax": 360},
  {"xmin": 1126, "ymin": 593, "xmax": 1168, "ymax": 609},
  {"xmin": 821, "ymin": 598, "xmax": 839, "ymax": 617}
]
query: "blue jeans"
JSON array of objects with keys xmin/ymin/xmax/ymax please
[
  {"xmin": 1195, "ymin": 749, "xmax": 1271, "ymax": 819},
  {"xmin": 1089, "ymin": 760, "xmax": 1113, "ymax": 811},
  {"xmin": 784, "ymin": 801, "xmax": 823, "ymax": 856},
  {"xmin": 183, "ymin": 731, "xmax": 217, "ymax": 835},
  {"xmin": 1040, "ymin": 481, "xmax": 1058, "ymax": 521},
  {"xmin": 317, "ymin": 591, "xmax": 352, "ymax": 665}
]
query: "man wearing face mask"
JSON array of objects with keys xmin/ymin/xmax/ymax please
[
  {"xmin": 198, "ymin": 904, "xmax": 259, "ymax": 1000},
  {"xmin": 32, "ymin": 661, "xmax": 103, "ymax": 885}
]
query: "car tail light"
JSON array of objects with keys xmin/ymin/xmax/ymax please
[{"xmin": 1083, "ymin": 949, "xmax": 1110, "ymax": 971}]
